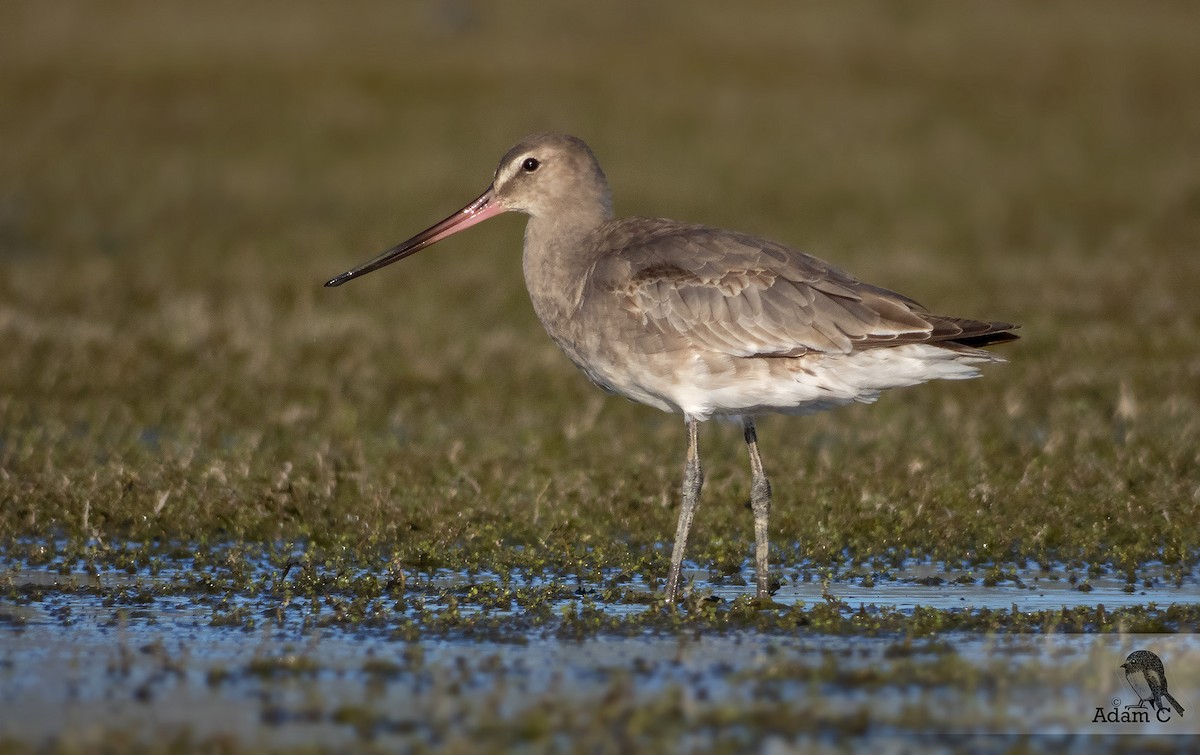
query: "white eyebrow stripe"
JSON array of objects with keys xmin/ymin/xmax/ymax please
[{"xmin": 495, "ymin": 154, "xmax": 532, "ymax": 187}]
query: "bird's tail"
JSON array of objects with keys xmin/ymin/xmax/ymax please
[{"xmin": 1164, "ymin": 692, "xmax": 1185, "ymax": 717}]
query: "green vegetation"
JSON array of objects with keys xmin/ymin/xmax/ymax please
[{"xmin": 2, "ymin": 1, "xmax": 1198, "ymax": 605}]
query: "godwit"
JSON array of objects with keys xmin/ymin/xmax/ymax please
[{"xmin": 326, "ymin": 133, "xmax": 1018, "ymax": 603}]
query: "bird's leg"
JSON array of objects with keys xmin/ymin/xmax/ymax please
[
  {"xmin": 743, "ymin": 418, "xmax": 773, "ymax": 600},
  {"xmin": 666, "ymin": 417, "xmax": 703, "ymax": 603}
]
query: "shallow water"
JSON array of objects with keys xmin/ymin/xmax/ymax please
[
  {"xmin": 4, "ymin": 616, "xmax": 1199, "ymax": 750},
  {"xmin": 764, "ymin": 562, "xmax": 1183, "ymax": 613},
  {"xmin": 2, "ymin": 545, "xmax": 1198, "ymax": 750}
]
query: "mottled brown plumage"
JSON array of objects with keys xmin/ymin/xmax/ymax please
[
  {"xmin": 591, "ymin": 218, "xmax": 1014, "ymax": 357},
  {"xmin": 326, "ymin": 132, "xmax": 1018, "ymax": 602}
]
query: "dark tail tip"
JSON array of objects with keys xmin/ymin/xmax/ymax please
[{"xmin": 951, "ymin": 322, "xmax": 1021, "ymax": 349}]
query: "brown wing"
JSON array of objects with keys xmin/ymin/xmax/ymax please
[{"xmin": 590, "ymin": 218, "xmax": 1016, "ymax": 358}]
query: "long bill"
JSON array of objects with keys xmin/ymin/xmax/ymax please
[{"xmin": 325, "ymin": 186, "xmax": 504, "ymax": 287}]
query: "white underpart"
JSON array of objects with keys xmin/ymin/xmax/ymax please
[{"xmin": 606, "ymin": 344, "xmax": 1003, "ymax": 421}]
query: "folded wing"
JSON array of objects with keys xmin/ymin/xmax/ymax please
[{"xmin": 591, "ymin": 219, "xmax": 1016, "ymax": 358}]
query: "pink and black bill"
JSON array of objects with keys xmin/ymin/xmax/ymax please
[{"xmin": 325, "ymin": 187, "xmax": 503, "ymax": 287}]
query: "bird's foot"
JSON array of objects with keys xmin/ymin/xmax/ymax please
[
  {"xmin": 677, "ymin": 589, "xmax": 721, "ymax": 612},
  {"xmin": 661, "ymin": 579, "xmax": 687, "ymax": 606}
]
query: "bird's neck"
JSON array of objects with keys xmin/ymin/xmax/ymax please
[{"xmin": 521, "ymin": 208, "xmax": 612, "ymax": 335}]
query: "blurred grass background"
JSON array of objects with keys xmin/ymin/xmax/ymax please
[{"xmin": 1, "ymin": 1, "xmax": 1198, "ymax": 573}]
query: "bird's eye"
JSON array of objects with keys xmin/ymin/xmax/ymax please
[{"xmin": 522, "ymin": 157, "xmax": 540, "ymax": 172}]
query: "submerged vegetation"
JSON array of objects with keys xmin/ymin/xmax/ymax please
[
  {"xmin": 1, "ymin": 0, "xmax": 1199, "ymax": 750},
  {"xmin": 3, "ymin": 541, "xmax": 1199, "ymax": 751}
]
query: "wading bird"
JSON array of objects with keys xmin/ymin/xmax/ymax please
[{"xmin": 326, "ymin": 133, "xmax": 1017, "ymax": 602}]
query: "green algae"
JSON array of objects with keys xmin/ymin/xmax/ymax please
[
  {"xmin": 1, "ymin": 1, "xmax": 1199, "ymax": 579},
  {"xmin": 3, "ymin": 0, "xmax": 1200, "ymax": 750}
]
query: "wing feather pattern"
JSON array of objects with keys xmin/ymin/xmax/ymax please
[{"xmin": 590, "ymin": 219, "xmax": 1016, "ymax": 359}]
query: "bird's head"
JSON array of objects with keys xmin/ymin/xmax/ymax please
[
  {"xmin": 489, "ymin": 133, "xmax": 612, "ymax": 220},
  {"xmin": 324, "ymin": 132, "xmax": 611, "ymax": 288}
]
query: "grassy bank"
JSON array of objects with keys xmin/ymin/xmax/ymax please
[{"xmin": 2, "ymin": 1, "xmax": 1198, "ymax": 579}]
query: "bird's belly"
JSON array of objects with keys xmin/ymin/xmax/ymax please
[{"xmin": 558, "ymin": 338, "xmax": 994, "ymax": 421}]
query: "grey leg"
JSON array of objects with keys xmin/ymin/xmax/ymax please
[
  {"xmin": 666, "ymin": 417, "xmax": 703, "ymax": 603},
  {"xmin": 744, "ymin": 418, "xmax": 772, "ymax": 599}
]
